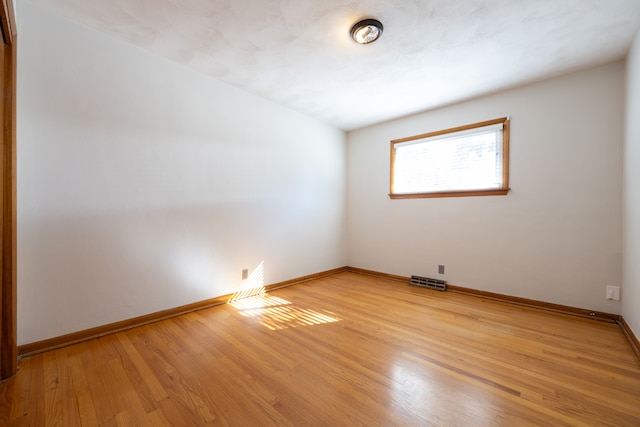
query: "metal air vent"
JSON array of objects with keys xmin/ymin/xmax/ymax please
[{"xmin": 410, "ymin": 275, "xmax": 447, "ymax": 291}]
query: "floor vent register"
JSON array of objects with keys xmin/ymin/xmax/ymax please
[{"xmin": 410, "ymin": 275, "xmax": 447, "ymax": 291}]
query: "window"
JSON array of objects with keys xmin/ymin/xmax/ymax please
[{"xmin": 390, "ymin": 117, "xmax": 510, "ymax": 199}]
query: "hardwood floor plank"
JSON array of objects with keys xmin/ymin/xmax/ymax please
[
  {"xmin": 115, "ymin": 332, "xmax": 168, "ymax": 402},
  {"xmin": 59, "ymin": 359, "xmax": 82, "ymax": 427},
  {"xmin": 76, "ymin": 391, "xmax": 99, "ymax": 427},
  {"xmin": 43, "ymin": 351, "xmax": 63, "ymax": 426},
  {"xmin": 1, "ymin": 272, "xmax": 639, "ymax": 426}
]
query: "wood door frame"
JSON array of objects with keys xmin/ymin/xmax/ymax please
[{"xmin": 0, "ymin": 0, "xmax": 17, "ymax": 380}]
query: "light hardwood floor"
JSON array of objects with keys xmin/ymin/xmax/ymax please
[{"xmin": 1, "ymin": 272, "xmax": 639, "ymax": 426}]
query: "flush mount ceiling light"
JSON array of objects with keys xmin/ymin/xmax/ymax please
[{"xmin": 350, "ymin": 19, "xmax": 383, "ymax": 44}]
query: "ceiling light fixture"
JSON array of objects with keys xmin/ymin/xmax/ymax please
[{"xmin": 350, "ymin": 19, "xmax": 383, "ymax": 44}]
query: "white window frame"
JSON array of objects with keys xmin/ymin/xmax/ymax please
[{"xmin": 389, "ymin": 117, "xmax": 510, "ymax": 199}]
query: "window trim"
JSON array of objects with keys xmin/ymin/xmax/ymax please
[{"xmin": 389, "ymin": 117, "xmax": 510, "ymax": 199}]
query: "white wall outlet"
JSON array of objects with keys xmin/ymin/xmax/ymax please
[
  {"xmin": 242, "ymin": 269, "xmax": 249, "ymax": 280},
  {"xmin": 606, "ymin": 285, "xmax": 620, "ymax": 301}
]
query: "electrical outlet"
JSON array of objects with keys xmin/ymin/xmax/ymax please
[
  {"xmin": 438, "ymin": 265, "xmax": 445, "ymax": 274},
  {"xmin": 242, "ymin": 269, "xmax": 249, "ymax": 280},
  {"xmin": 606, "ymin": 285, "xmax": 620, "ymax": 301}
]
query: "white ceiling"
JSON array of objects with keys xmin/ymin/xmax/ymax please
[{"xmin": 26, "ymin": 0, "xmax": 640, "ymax": 130}]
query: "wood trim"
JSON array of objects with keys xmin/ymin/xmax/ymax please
[
  {"xmin": 264, "ymin": 266, "xmax": 348, "ymax": 291},
  {"xmin": 0, "ymin": 0, "xmax": 16, "ymax": 45},
  {"xmin": 345, "ymin": 266, "xmax": 621, "ymax": 323},
  {"xmin": 389, "ymin": 140, "xmax": 396, "ymax": 195},
  {"xmin": 446, "ymin": 284, "xmax": 620, "ymax": 323},
  {"xmin": 0, "ymin": 0, "xmax": 16, "ymax": 380},
  {"xmin": 389, "ymin": 117, "xmax": 510, "ymax": 199},
  {"xmin": 18, "ymin": 296, "xmax": 230, "ymax": 358},
  {"xmin": 345, "ymin": 266, "xmax": 409, "ymax": 283},
  {"xmin": 620, "ymin": 317, "xmax": 640, "ymax": 362},
  {"xmin": 502, "ymin": 116, "xmax": 510, "ymax": 191},
  {"xmin": 389, "ymin": 189, "xmax": 509, "ymax": 199},
  {"xmin": 17, "ymin": 267, "xmax": 349, "ymax": 358},
  {"xmin": 391, "ymin": 117, "xmax": 509, "ymax": 144},
  {"xmin": 18, "ymin": 265, "xmax": 635, "ymax": 364}
]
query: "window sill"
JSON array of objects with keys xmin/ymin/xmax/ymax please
[{"xmin": 389, "ymin": 188, "xmax": 510, "ymax": 199}]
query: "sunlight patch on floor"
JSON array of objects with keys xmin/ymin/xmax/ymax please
[
  {"xmin": 229, "ymin": 294, "xmax": 291, "ymax": 310},
  {"xmin": 235, "ymin": 302, "xmax": 340, "ymax": 330},
  {"xmin": 227, "ymin": 262, "xmax": 340, "ymax": 330}
]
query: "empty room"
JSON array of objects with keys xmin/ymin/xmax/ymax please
[{"xmin": 0, "ymin": 0, "xmax": 639, "ymax": 425}]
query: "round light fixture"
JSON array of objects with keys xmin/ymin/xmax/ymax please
[{"xmin": 350, "ymin": 19, "xmax": 383, "ymax": 44}]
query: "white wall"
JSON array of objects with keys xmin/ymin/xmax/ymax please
[
  {"xmin": 624, "ymin": 31, "xmax": 640, "ymax": 336},
  {"xmin": 17, "ymin": 2, "xmax": 347, "ymax": 345},
  {"xmin": 347, "ymin": 63, "xmax": 624, "ymax": 313}
]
